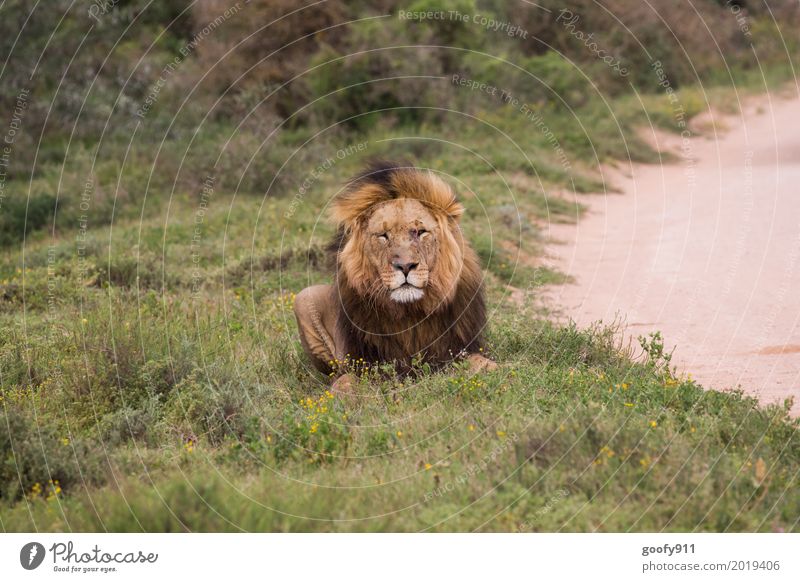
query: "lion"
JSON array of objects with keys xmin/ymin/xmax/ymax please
[{"xmin": 293, "ymin": 161, "xmax": 496, "ymax": 393}]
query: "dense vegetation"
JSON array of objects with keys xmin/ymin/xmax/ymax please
[{"xmin": 1, "ymin": 0, "xmax": 798, "ymax": 531}]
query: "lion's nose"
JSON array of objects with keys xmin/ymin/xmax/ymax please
[{"xmin": 392, "ymin": 261, "xmax": 418, "ymax": 276}]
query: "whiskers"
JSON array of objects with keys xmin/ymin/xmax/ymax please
[{"xmin": 365, "ymin": 277, "xmax": 386, "ymax": 312}]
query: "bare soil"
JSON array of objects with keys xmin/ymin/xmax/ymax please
[{"xmin": 543, "ymin": 92, "xmax": 800, "ymax": 414}]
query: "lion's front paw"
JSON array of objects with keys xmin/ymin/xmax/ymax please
[
  {"xmin": 467, "ymin": 353, "xmax": 498, "ymax": 373},
  {"xmin": 331, "ymin": 373, "xmax": 356, "ymax": 397}
]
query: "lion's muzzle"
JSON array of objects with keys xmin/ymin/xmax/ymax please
[{"xmin": 387, "ymin": 257, "xmax": 427, "ymax": 303}]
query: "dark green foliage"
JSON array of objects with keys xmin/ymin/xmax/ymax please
[
  {"xmin": 0, "ymin": 409, "xmax": 106, "ymax": 501},
  {"xmin": 0, "ymin": 193, "xmax": 56, "ymax": 246}
]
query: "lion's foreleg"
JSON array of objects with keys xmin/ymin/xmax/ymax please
[
  {"xmin": 294, "ymin": 285, "xmax": 340, "ymax": 374},
  {"xmin": 467, "ymin": 353, "xmax": 498, "ymax": 373}
]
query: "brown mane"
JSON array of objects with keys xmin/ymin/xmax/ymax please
[{"xmin": 328, "ymin": 161, "xmax": 487, "ymax": 372}]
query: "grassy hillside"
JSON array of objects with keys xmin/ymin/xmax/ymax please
[{"xmin": 1, "ymin": 0, "xmax": 798, "ymax": 531}]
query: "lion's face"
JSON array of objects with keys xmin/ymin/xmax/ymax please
[
  {"xmin": 365, "ymin": 198, "xmax": 439, "ymax": 304},
  {"xmin": 333, "ymin": 164, "xmax": 471, "ymax": 313}
]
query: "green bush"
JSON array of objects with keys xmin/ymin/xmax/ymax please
[
  {"xmin": 0, "ymin": 192, "xmax": 56, "ymax": 247},
  {"xmin": 0, "ymin": 409, "xmax": 105, "ymax": 501}
]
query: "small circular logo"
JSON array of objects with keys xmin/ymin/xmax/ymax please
[{"xmin": 20, "ymin": 542, "xmax": 46, "ymax": 570}]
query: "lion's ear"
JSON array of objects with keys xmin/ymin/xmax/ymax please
[
  {"xmin": 433, "ymin": 193, "xmax": 464, "ymax": 224},
  {"xmin": 446, "ymin": 199, "xmax": 465, "ymax": 222},
  {"xmin": 391, "ymin": 170, "xmax": 464, "ymax": 222},
  {"xmin": 330, "ymin": 183, "xmax": 390, "ymax": 229}
]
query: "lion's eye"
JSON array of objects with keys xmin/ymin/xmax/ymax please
[
  {"xmin": 416, "ymin": 228, "xmax": 429, "ymax": 239},
  {"xmin": 376, "ymin": 233, "xmax": 388, "ymax": 242}
]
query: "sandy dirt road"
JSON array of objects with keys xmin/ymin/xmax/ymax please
[{"xmin": 544, "ymin": 92, "xmax": 800, "ymax": 414}]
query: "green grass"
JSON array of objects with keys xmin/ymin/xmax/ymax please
[
  {"xmin": 2, "ymin": 62, "xmax": 799, "ymax": 531},
  {"xmin": 1, "ymin": 306, "xmax": 797, "ymax": 531}
]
